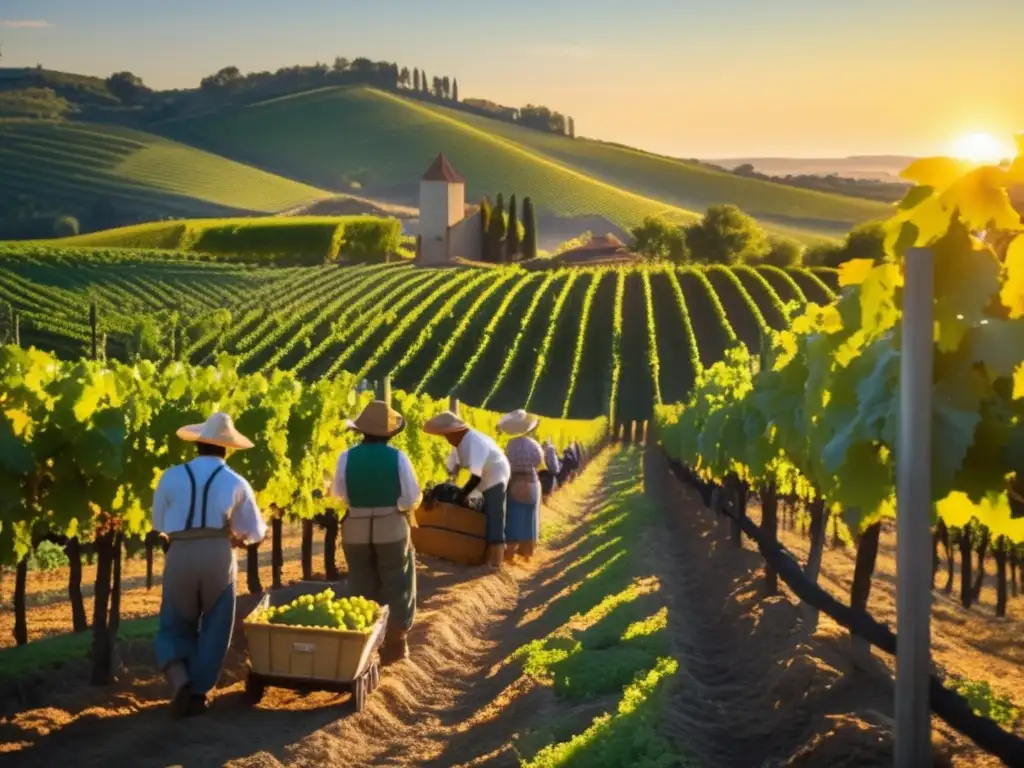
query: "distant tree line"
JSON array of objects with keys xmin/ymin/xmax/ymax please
[
  {"xmin": 723, "ymin": 163, "xmax": 909, "ymax": 203},
  {"xmin": 0, "ymin": 191, "xmax": 141, "ymax": 241},
  {"xmin": 628, "ymin": 205, "xmax": 889, "ymax": 268},
  {"xmin": 0, "ymin": 60, "xmax": 575, "ymax": 138},
  {"xmin": 477, "ymin": 194, "xmax": 538, "ymax": 263}
]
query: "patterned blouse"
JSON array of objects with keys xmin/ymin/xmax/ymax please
[{"xmin": 505, "ymin": 436, "xmax": 544, "ymax": 474}]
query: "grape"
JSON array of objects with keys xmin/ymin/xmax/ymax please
[{"xmin": 262, "ymin": 589, "xmax": 381, "ymax": 632}]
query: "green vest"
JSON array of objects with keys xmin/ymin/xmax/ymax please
[{"xmin": 345, "ymin": 443, "xmax": 401, "ymax": 508}]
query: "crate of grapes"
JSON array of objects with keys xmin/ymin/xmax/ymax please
[{"xmin": 242, "ymin": 588, "xmax": 389, "ymax": 712}]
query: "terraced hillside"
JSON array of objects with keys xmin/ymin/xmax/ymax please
[
  {"xmin": 161, "ymin": 86, "xmax": 890, "ymax": 240},
  {"xmin": 0, "ymin": 244, "xmax": 840, "ymax": 421},
  {"xmin": 0, "ymin": 119, "xmax": 332, "ymax": 217}
]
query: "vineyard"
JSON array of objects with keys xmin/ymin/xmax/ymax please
[
  {"xmin": 655, "ymin": 148, "xmax": 1024, "ymax": 764},
  {"xmin": 0, "ymin": 244, "xmax": 839, "ymax": 424}
]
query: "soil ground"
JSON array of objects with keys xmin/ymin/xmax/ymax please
[{"xmin": 0, "ymin": 446, "xmax": 1020, "ymax": 767}]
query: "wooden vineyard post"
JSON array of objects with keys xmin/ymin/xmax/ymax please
[
  {"xmin": 13, "ymin": 311, "xmax": 20, "ymax": 347},
  {"xmin": 894, "ymin": 247, "xmax": 933, "ymax": 768},
  {"xmin": 449, "ymin": 395, "xmax": 460, "ymax": 416},
  {"xmin": 89, "ymin": 302, "xmax": 98, "ymax": 361},
  {"xmin": 377, "ymin": 376, "xmax": 392, "ymax": 406}
]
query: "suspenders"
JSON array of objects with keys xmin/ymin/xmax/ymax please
[{"xmin": 181, "ymin": 462, "xmax": 228, "ymax": 530}]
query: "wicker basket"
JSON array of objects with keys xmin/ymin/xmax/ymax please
[
  {"xmin": 243, "ymin": 595, "xmax": 389, "ymax": 683},
  {"xmin": 411, "ymin": 501, "xmax": 487, "ymax": 566}
]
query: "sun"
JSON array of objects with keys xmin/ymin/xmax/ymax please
[{"xmin": 950, "ymin": 132, "xmax": 1016, "ymax": 164}]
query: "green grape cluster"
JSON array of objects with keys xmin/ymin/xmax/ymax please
[{"xmin": 250, "ymin": 589, "xmax": 381, "ymax": 632}]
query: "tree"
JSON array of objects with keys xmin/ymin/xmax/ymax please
[
  {"xmin": 413, "ymin": 68, "xmax": 421, "ymax": 91},
  {"xmin": 452, "ymin": 78, "xmax": 459, "ymax": 102},
  {"xmin": 756, "ymin": 237, "xmax": 803, "ymax": 267},
  {"xmin": 685, "ymin": 204, "xmax": 769, "ymax": 264},
  {"xmin": 487, "ymin": 194, "xmax": 507, "ymax": 263},
  {"xmin": 630, "ymin": 216, "xmax": 688, "ymax": 263},
  {"xmin": 442, "ymin": 76, "xmax": 451, "ymax": 99},
  {"xmin": 106, "ymin": 71, "xmax": 148, "ymax": 105},
  {"xmin": 422, "ymin": 71, "xmax": 429, "ymax": 93},
  {"xmin": 200, "ymin": 66, "xmax": 242, "ymax": 91},
  {"xmin": 399, "ymin": 67, "xmax": 410, "ymax": 88},
  {"xmin": 333, "ymin": 57, "xmax": 350, "ymax": 73},
  {"xmin": 53, "ymin": 215, "xmax": 80, "ymax": 238},
  {"xmin": 479, "ymin": 196, "xmax": 493, "ymax": 260},
  {"xmin": 432, "ymin": 76, "xmax": 443, "ymax": 98},
  {"xmin": 506, "ymin": 194, "xmax": 521, "ymax": 261},
  {"xmin": 568, "ymin": 117, "xmax": 575, "ymax": 138},
  {"xmin": 843, "ymin": 221, "xmax": 888, "ymax": 263},
  {"xmin": 521, "ymin": 197, "xmax": 538, "ymax": 260},
  {"xmin": 803, "ymin": 242, "xmax": 846, "ymax": 268}
]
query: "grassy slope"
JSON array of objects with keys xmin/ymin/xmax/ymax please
[
  {"xmin": 0, "ymin": 119, "xmax": 332, "ymax": 216},
  {"xmin": 160, "ymin": 86, "xmax": 890, "ymax": 241}
]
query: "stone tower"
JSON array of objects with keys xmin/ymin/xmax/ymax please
[{"xmin": 419, "ymin": 153, "xmax": 465, "ymax": 265}]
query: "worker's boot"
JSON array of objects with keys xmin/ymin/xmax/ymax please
[
  {"xmin": 380, "ymin": 628, "xmax": 409, "ymax": 666},
  {"xmin": 165, "ymin": 661, "xmax": 192, "ymax": 719}
]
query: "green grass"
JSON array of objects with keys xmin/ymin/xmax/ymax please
[
  {"xmin": 0, "ymin": 119, "xmax": 332, "ymax": 217},
  {"xmin": 512, "ymin": 448, "xmax": 691, "ymax": 767},
  {"xmin": 162, "ymin": 86, "xmax": 889, "ymax": 240},
  {"xmin": 0, "ymin": 617, "xmax": 158, "ymax": 682}
]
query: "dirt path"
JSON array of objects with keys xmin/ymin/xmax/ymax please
[{"xmin": 3, "ymin": 447, "xmax": 678, "ymax": 767}]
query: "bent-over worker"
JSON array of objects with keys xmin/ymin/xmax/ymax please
[
  {"xmin": 424, "ymin": 411, "xmax": 511, "ymax": 568},
  {"xmin": 500, "ymin": 410, "xmax": 544, "ymax": 561},
  {"xmin": 152, "ymin": 412, "xmax": 266, "ymax": 719},
  {"xmin": 331, "ymin": 400, "xmax": 421, "ymax": 665}
]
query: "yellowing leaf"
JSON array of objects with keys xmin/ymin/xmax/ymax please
[
  {"xmin": 1014, "ymin": 363, "xmax": 1024, "ymax": 399},
  {"xmin": 942, "ymin": 168, "xmax": 1022, "ymax": 232},
  {"xmin": 1001, "ymin": 236, "xmax": 1024, "ymax": 318},
  {"xmin": 4, "ymin": 408, "xmax": 32, "ymax": 437},
  {"xmin": 901, "ymin": 157, "xmax": 972, "ymax": 189},
  {"xmin": 838, "ymin": 258, "xmax": 874, "ymax": 287}
]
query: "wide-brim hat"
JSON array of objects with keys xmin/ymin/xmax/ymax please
[
  {"xmin": 176, "ymin": 412, "xmax": 254, "ymax": 450},
  {"xmin": 347, "ymin": 400, "xmax": 406, "ymax": 438},
  {"xmin": 498, "ymin": 409, "xmax": 539, "ymax": 436},
  {"xmin": 423, "ymin": 411, "xmax": 470, "ymax": 436}
]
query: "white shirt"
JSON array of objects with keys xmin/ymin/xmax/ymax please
[
  {"xmin": 447, "ymin": 429, "xmax": 511, "ymax": 492},
  {"xmin": 152, "ymin": 456, "xmax": 266, "ymax": 544},
  {"xmin": 331, "ymin": 448, "xmax": 423, "ymax": 511}
]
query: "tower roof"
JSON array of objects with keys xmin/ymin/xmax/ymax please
[{"xmin": 422, "ymin": 153, "xmax": 465, "ymax": 183}]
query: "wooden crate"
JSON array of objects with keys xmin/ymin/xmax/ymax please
[
  {"xmin": 412, "ymin": 501, "xmax": 488, "ymax": 566},
  {"xmin": 243, "ymin": 596, "xmax": 389, "ymax": 684}
]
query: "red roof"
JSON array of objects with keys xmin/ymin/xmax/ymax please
[{"xmin": 422, "ymin": 153, "xmax": 465, "ymax": 183}]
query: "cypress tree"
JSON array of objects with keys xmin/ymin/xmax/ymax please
[
  {"xmin": 422, "ymin": 71, "xmax": 428, "ymax": 93},
  {"xmin": 479, "ymin": 196, "xmax": 493, "ymax": 261},
  {"xmin": 452, "ymin": 78, "xmax": 459, "ymax": 102},
  {"xmin": 506, "ymin": 194, "xmax": 521, "ymax": 262},
  {"xmin": 413, "ymin": 68, "xmax": 420, "ymax": 92},
  {"xmin": 522, "ymin": 197, "xmax": 538, "ymax": 260},
  {"xmin": 488, "ymin": 194, "xmax": 507, "ymax": 263},
  {"xmin": 442, "ymin": 76, "xmax": 451, "ymax": 99},
  {"xmin": 568, "ymin": 117, "xmax": 575, "ymax": 138}
]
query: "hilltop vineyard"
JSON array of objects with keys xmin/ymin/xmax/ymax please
[{"xmin": 0, "ymin": 244, "xmax": 838, "ymax": 424}]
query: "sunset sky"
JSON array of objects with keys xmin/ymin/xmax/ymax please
[{"xmin": 2, "ymin": 0, "xmax": 1021, "ymax": 158}]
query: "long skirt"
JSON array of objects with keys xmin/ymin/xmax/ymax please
[{"xmin": 505, "ymin": 497, "xmax": 540, "ymax": 543}]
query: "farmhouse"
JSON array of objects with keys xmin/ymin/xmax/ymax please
[{"xmin": 416, "ymin": 153, "xmax": 483, "ymax": 265}]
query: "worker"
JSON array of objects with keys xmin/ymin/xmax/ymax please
[
  {"xmin": 499, "ymin": 410, "xmax": 544, "ymax": 561},
  {"xmin": 331, "ymin": 400, "xmax": 422, "ymax": 665},
  {"xmin": 152, "ymin": 412, "xmax": 266, "ymax": 719},
  {"xmin": 424, "ymin": 411, "xmax": 511, "ymax": 568},
  {"xmin": 540, "ymin": 438, "xmax": 561, "ymax": 497}
]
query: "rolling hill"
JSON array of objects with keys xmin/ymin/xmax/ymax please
[
  {"xmin": 161, "ymin": 86, "xmax": 891, "ymax": 240},
  {"xmin": 0, "ymin": 244, "xmax": 841, "ymax": 422},
  {"xmin": 0, "ymin": 119, "xmax": 333, "ymax": 218}
]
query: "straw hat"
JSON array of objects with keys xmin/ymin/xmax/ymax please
[
  {"xmin": 498, "ymin": 409, "xmax": 539, "ymax": 436},
  {"xmin": 423, "ymin": 411, "xmax": 469, "ymax": 436},
  {"xmin": 347, "ymin": 400, "xmax": 405, "ymax": 438},
  {"xmin": 176, "ymin": 412, "xmax": 254, "ymax": 450}
]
